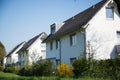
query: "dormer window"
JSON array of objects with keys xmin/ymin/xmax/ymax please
[
  {"xmin": 51, "ymin": 24, "xmax": 56, "ymax": 34},
  {"xmin": 106, "ymin": 7, "xmax": 114, "ymax": 19}
]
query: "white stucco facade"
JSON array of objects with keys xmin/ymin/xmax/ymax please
[
  {"xmin": 6, "ymin": 42, "xmax": 25, "ymax": 66},
  {"xmin": 46, "ymin": 0, "xmax": 120, "ymax": 66},
  {"xmin": 46, "ymin": 30, "xmax": 85, "ymax": 65},
  {"xmin": 18, "ymin": 33, "xmax": 47, "ymax": 67},
  {"xmin": 86, "ymin": 1, "xmax": 120, "ymax": 59}
]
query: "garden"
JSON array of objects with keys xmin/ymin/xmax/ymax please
[{"xmin": 0, "ymin": 58, "xmax": 120, "ymax": 80}]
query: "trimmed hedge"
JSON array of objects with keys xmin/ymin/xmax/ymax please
[
  {"xmin": 18, "ymin": 61, "xmax": 53, "ymax": 76},
  {"xmin": 72, "ymin": 58, "xmax": 88, "ymax": 77},
  {"xmin": 72, "ymin": 58, "xmax": 120, "ymax": 79},
  {"xmin": 4, "ymin": 61, "xmax": 53, "ymax": 77},
  {"xmin": 0, "ymin": 65, "xmax": 3, "ymax": 71}
]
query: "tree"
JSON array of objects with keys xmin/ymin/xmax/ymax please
[
  {"xmin": 30, "ymin": 49, "xmax": 42, "ymax": 63},
  {"xmin": 0, "ymin": 42, "xmax": 6, "ymax": 66}
]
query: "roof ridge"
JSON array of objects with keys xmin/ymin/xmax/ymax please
[
  {"xmin": 43, "ymin": 0, "xmax": 109, "ymax": 42},
  {"xmin": 64, "ymin": 0, "xmax": 109, "ymax": 23},
  {"xmin": 18, "ymin": 32, "xmax": 47, "ymax": 52},
  {"xmin": 6, "ymin": 41, "xmax": 25, "ymax": 57}
]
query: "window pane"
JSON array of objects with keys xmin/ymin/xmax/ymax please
[
  {"xmin": 70, "ymin": 34, "xmax": 76, "ymax": 46},
  {"xmin": 50, "ymin": 42, "xmax": 53, "ymax": 50},
  {"xmin": 117, "ymin": 32, "xmax": 120, "ymax": 44},
  {"xmin": 106, "ymin": 8, "xmax": 113, "ymax": 18},
  {"xmin": 56, "ymin": 40, "xmax": 60, "ymax": 49}
]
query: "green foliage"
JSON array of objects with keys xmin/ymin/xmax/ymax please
[
  {"xmin": 72, "ymin": 58, "xmax": 120, "ymax": 79},
  {"xmin": 18, "ymin": 61, "xmax": 53, "ymax": 76},
  {"xmin": 0, "ymin": 42, "xmax": 6, "ymax": 66},
  {"xmin": 72, "ymin": 59, "xmax": 88, "ymax": 77},
  {"xmin": 3, "ymin": 66, "xmax": 21, "ymax": 74},
  {"xmin": 0, "ymin": 65, "xmax": 3, "ymax": 71},
  {"xmin": 4, "ymin": 67, "xmax": 15, "ymax": 73},
  {"xmin": 0, "ymin": 72, "xmax": 111, "ymax": 80}
]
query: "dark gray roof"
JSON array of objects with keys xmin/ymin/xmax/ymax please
[
  {"xmin": 114, "ymin": 0, "xmax": 120, "ymax": 14},
  {"xmin": 6, "ymin": 41, "xmax": 25, "ymax": 57},
  {"xmin": 43, "ymin": 0, "xmax": 109, "ymax": 42},
  {"xmin": 18, "ymin": 32, "xmax": 47, "ymax": 52}
]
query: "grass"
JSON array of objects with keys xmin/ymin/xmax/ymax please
[
  {"xmin": 0, "ymin": 72, "xmax": 19, "ymax": 77},
  {"xmin": 0, "ymin": 72, "xmax": 111, "ymax": 80}
]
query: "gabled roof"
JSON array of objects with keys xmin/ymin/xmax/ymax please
[
  {"xmin": 6, "ymin": 41, "xmax": 25, "ymax": 57},
  {"xmin": 18, "ymin": 32, "xmax": 47, "ymax": 52},
  {"xmin": 43, "ymin": 0, "xmax": 109, "ymax": 42}
]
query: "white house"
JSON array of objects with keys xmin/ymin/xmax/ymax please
[
  {"xmin": 17, "ymin": 32, "xmax": 47, "ymax": 67},
  {"xmin": 6, "ymin": 41, "xmax": 25, "ymax": 67},
  {"xmin": 43, "ymin": 0, "xmax": 120, "ymax": 66}
]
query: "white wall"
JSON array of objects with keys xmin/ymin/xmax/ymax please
[
  {"xmin": 6, "ymin": 42, "xmax": 25, "ymax": 65},
  {"xmin": 46, "ymin": 30, "xmax": 85, "ymax": 65},
  {"xmin": 86, "ymin": 1, "xmax": 120, "ymax": 59},
  {"xmin": 20, "ymin": 33, "xmax": 46, "ymax": 66}
]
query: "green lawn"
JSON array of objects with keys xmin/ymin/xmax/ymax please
[{"xmin": 0, "ymin": 72, "xmax": 111, "ymax": 80}]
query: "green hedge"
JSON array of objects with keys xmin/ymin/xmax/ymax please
[
  {"xmin": 4, "ymin": 61, "xmax": 53, "ymax": 77},
  {"xmin": 72, "ymin": 58, "xmax": 120, "ymax": 79},
  {"xmin": 0, "ymin": 65, "xmax": 4, "ymax": 71},
  {"xmin": 72, "ymin": 59, "xmax": 88, "ymax": 77},
  {"xmin": 18, "ymin": 61, "xmax": 53, "ymax": 76}
]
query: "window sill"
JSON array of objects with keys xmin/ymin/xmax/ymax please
[{"xmin": 106, "ymin": 18, "xmax": 114, "ymax": 21}]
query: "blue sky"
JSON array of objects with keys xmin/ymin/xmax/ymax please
[{"xmin": 0, "ymin": 0, "xmax": 101, "ymax": 53}]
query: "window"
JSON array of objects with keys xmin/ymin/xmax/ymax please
[
  {"xmin": 70, "ymin": 57, "xmax": 76, "ymax": 64},
  {"xmin": 56, "ymin": 59, "xmax": 60, "ymax": 66},
  {"xmin": 70, "ymin": 34, "xmax": 76, "ymax": 46},
  {"xmin": 50, "ymin": 42, "xmax": 53, "ymax": 50},
  {"xmin": 56, "ymin": 40, "xmax": 60, "ymax": 49},
  {"xmin": 117, "ymin": 32, "xmax": 120, "ymax": 44},
  {"xmin": 106, "ymin": 7, "xmax": 114, "ymax": 19}
]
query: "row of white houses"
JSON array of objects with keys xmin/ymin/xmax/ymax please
[
  {"xmin": 5, "ymin": 0, "xmax": 120, "ymax": 67},
  {"xmin": 5, "ymin": 32, "xmax": 47, "ymax": 67}
]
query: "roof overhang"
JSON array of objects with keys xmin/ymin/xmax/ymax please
[{"xmin": 114, "ymin": 0, "xmax": 120, "ymax": 14}]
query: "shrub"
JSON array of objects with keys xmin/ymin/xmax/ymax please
[
  {"xmin": 72, "ymin": 59, "xmax": 88, "ymax": 77},
  {"xmin": 18, "ymin": 61, "xmax": 53, "ymax": 76},
  {"xmin": 32, "ymin": 61, "xmax": 53, "ymax": 76},
  {"xmin": 72, "ymin": 58, "xmax": 120, "ymax": 79},
  {"xmin": 57, "ymin": 63, "xmax": 69, "ymax": 77},
  {"xmin": 57, "ymin": 63, "xmax": 73, "ymax": 77},
  {"xmin": 3, "ymin": 67, "xmax": 15, "ymax": 73},
  {"xmin": 67, "ymin": 66, "xmax": 73, "ymax": 77},
  {"xmin": 0, "ymin": 65, "xmax": 3, "ymax": 71},
  {"xmin": 40, "ymin": 61, "xmax": 53, "ymax": 76}
]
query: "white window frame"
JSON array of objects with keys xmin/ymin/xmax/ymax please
[
  {"xmin": 56, "ymin": 40, "xmax": 60, "ymax": 49},
  {"xmin": 50, "ymin": 42, "xmax": 53, "ymax": 50},
  {"xmin": 70, "ymin": 34, "xmax": 76, "ymax": 46},
  {"xmin": 117, "ymin": 31, "xmax": 120, "ymax": 45},
  {"xmin": 106, "ymin": 7, "xmax": 114, "ymax": 19}
]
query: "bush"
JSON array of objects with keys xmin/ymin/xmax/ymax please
[
  {"xmin": 72, "ymin": 59, "xmax": 88, "ymax": 77},
  {"xmin": 0, "ymin": 65, "xmax": 3, "ymax": 71},
  {"xmin": 72, "ymin": 58, "xmax": 120, "ymax": 79},
  {"xmin": 3, "ymin": 66, "xmax": 21, "ymax": 74},
  {"xmin": 67, "ymin": 66, "xmax": 73, "ymax": 77},
  {"xmin": 18, "ymin": 61, "xmax": 53, "ymax": 76},
  {"xmin": 3, "ymin": 67, "xmax": 15, "ymax": 73},
  {"xmin": 57, "ymin": 63, "xmax": 73, "ymax": 77},
  {"xmin": 32, "ymin": 61, "xmax": 53, "ymax": 76}
]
